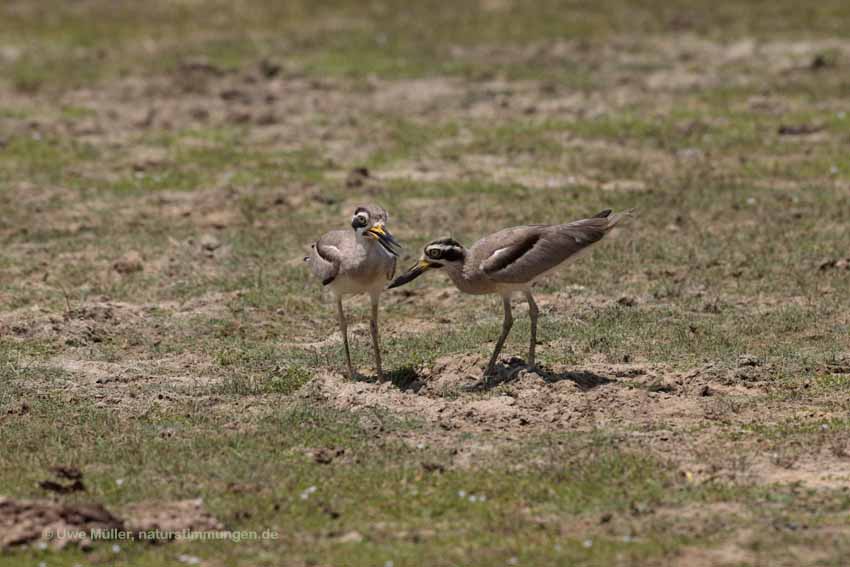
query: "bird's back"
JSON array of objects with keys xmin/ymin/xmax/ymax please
[{"xmin": 467, "ymin": 212, "xmax": 627, "ymax": 285}]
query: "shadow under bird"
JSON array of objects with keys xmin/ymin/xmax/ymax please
[
  {"xmin": 305, "ymin": 204, "xmax": 401, "ymax": 380},
  {"xmin": 388, "ymin": 209, "xmax": 631, "ymax": 380}
]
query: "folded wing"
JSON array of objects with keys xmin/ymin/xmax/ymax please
[
  {"xmin": 479, "ymin": 215, "xmax": 620, "ymax": 284},
  {"xmin": 307, "ymin": 230, "xmax": 346, "ymax": 286}
]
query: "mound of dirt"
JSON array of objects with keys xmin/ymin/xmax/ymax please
[
  {"xmin": 298, "ymin": 355, "xmax": 764, "ymax": 435},
  {"xmin": 123, "ymin": 498, "xmax": 223, "ymax": 534},
  {"xmin": 0, "ymin": 497, "xmax": 222, "ymax": 550},
  {"xmin": 417, "ymin": 353, "xmax": 489, "ymax": 393},
  {"xmin": 0, "ymin": 497, "xmax": 122, "ymax": 550}
]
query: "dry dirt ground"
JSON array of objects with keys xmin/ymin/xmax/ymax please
[{"xmin": 2, "ymin": 1, "xmax": 850, "ymax": 566}]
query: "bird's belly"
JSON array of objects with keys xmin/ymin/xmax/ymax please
[
  {"xmin": 330, "ymin": 268, "xmax": 387, "ymax": 296},
  {"xmin": 453, "ymin": 272, "xmax": 528, "ymax": 296}
]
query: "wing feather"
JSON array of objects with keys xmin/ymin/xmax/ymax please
[
  {"xmin": 478, "ymin": 218, "xmax": 614, "ymax": 283},
  {"xmin": 307, "ymin": 230, "xmax": 346, "ymax": 286}
]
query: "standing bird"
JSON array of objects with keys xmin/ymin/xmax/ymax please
[
  {"xmin": 306, "ymin": 205, "xmax": 401, "ymax": 380},
  {"xmin": 388, "ymin": 209, "xmax": 630, "ymax": 380}
]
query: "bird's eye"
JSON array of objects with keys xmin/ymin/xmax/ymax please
[{"xmin": 426, "ymin": 248, "xmax": 441, "ymax": 259}]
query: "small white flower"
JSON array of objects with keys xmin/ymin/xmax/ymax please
[
  {"xmin": 384, "ymin": 561, "xmax": 394, "ymax": 567},
  {"xmin": 112, "ymin": 544, "xmax": 121, "ymax": 553},
  {"xmin": 116, "ymin": 478, "xmax": 125, "ymax": 487},
  {"xmin": 36, "ymin": 541, "xmax": 48, "ymax": 550},
  {"xmin": 178, "ymin": 554, "xmax": 201, "ymax": 565},
  {"xmin": 300, "ymin": 485, "xmax": 318, "ymax": 500},
  {"xmin": 38, "ymin": 562, "xmax": 47, "ymax": 567},
  {"xmin": 457, "ymin": 490, "xmax": 466, "ymax": 498},
  {"xmin": 507, "ymin": 557, "xmax": 519, "ymax": 566},
  {"xmin": 583, "ymin": 539, "xmax": 593, "ymax": 548}
]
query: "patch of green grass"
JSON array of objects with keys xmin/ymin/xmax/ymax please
[
  {"xmin": 461, "ymin": 120, "xmax": 567, "ymax": 158},
  {"xmin": 366, "ymin": 116, "xmax": 460, "ymax": 167},
  {"xmin": 0, "ymin": 135, "xmax": 100, "ymax": 185},
  {"xmin": 4, "ymin": 388, "xmax": 850, "ymax": 565},
  {"xmin": 6, "ymin": 0, "xmax": 850, "ymax": 92},
  {"xmin": 0, "ymin": 392, "xmax": 692, "ymax": 566}
]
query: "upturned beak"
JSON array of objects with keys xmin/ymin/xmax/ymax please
[
  {"xmin": 387, "ymin": 259, "xmax": 433, "ymax": 289},
  {"xmin": 366, "ymin": 224, "xmax": 401, "ymax": 256}
]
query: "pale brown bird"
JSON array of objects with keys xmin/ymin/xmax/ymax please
[
  {"xmin": 306, "ymin": 204, "xmax": 400, "ymax": 380},
  {"xmin": 389, "ymin": 209, "xmax": 630, "ymax": 379}
]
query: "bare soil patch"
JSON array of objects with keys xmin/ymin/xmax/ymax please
[{"xmin": 0, "ymin": 497, "xmax": 222, "ymax": 550}]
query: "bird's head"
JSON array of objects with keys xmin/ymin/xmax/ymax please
[
  {"xmin": 351, "ymin": 204, "xmax": 401, "ymax": 256},
  {"xmin": 387, "ymin": 237, "xmax": 465, "ymax": 289}
]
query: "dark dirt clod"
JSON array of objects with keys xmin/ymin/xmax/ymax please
[
  {"xmin": 309, "ymin": 447, "xmax": 346, "ymax": 464},
  {"xmin": 179, "ymin": 57, "xmax": 225, "ymax": 76},
  {"xmin": 810, "ymin": 54, "xmax": 834, "ymax": 70},
  {"xmin": 737, "ymin": 354, "xmax": 762, "ymax": 368},
  {"xmin": 421, "ymin": 462, "xmax": 447, "ymax": 474},
  {"xmin": 38, "ymin": 478, "xmax": 86, "ymax": 494},
  {"xmin": 819, "ymin": 258, "xmax": 850, "ymax": 271},
  {"xmin": 112, "ymin": 251, "xmax": 144, "ymax": 274},
  {"xmin": 346, "ymin": 167, "xmax": 371, "ymax": 187},
  {"xmin": 0, "ymin": 497, "xmax": 122, "ymax": 550},
  {"xmin": 259, "ymin": 59, "xmax": 282, "ymax": 79},
  {"xmin": 777, "ymin": 124, "xmax": 824, "ymax": 136}
]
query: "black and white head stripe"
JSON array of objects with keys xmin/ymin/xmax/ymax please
[
  {"xmin": 352, "ymin": 208, "xmax": 370, "ymax": 228},
  {"xmin": 424, "ymin": 238, "xmax": 465, "ymax": 262},
  {"xmin": 352, "ymin": 205, "xmax": 389, "ymax": 227}
]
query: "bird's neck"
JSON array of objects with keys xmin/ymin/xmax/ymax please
[
  {"xmin": 354, "ymin": 233, "xmax": 373, "ymax": 250},
  {"xmin": 443, "ymin": 259, "xmax": 474, "ymax": 291},
  {"xmin": 356, "ymin": 233, "xmax": 392, "ymax": 259}
]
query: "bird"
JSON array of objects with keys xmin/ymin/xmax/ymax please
[
  {"xmin": 305, "ymin": 204, "xmax": 401, "ymax": 380},
  {"xmin": 388, "ymin": 209, "xmax": 630, "ymax": 380}
]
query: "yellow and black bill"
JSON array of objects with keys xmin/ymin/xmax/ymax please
[
  {"xmin": 366, "ymin": 224, "xmax": 402, "ymax": 256},
  {"xmin": 387, "ymin": 259, "xmax": 435, "ymax": 289}
]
